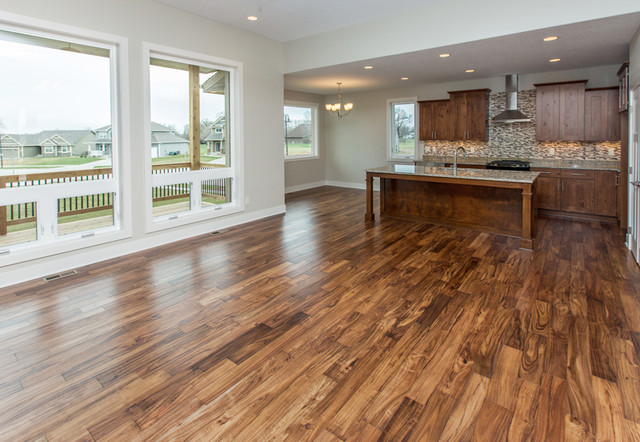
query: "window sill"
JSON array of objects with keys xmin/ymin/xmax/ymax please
[{"xmin": 285, "ymin": 155, "xmax": 320, "ymax": 163}]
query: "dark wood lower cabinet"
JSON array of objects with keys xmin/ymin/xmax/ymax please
[
  {"xmin": 533, "ymin": 167, "xmax": 617, "ymax": 221},
  {"xmin": 561, "ymin": 178, "xmax": 595, "ymax": 214},
  {"xmin": 535, "ymin": 176, "xmax": 561, "ymax": 210}
]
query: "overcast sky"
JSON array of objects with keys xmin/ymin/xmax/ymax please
[{"xmin": 0, "ymin": 39, "xmax": 225, "ymax": 134}]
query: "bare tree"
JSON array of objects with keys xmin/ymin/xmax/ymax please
[{"xmin": 395, "ymin": 109, "xmax": 413, "ymax": 141}]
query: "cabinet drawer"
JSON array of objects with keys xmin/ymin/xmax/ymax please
[
  {"xmin": 561, "ymin": 170, "xmax": 594, "ymax": 180},
  {"xmin": 531, "ymin": 168, "xmax": 562, "ymax": 178}
]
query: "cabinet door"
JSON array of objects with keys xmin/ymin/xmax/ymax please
[
  {"xmin": 558, "ymin": 82, "xmax": 585, "ymax": 141},
  {"xmin": 449, "ymin": 91, "xmax": 487, "ymax": 140},
  {"xmin": 433, "ymin": 100, "xmax": 451, "ymax": 140},
  {"xmin": 536, "ymin": 177, "xmax": 561, "ymax": 210},
  {"xmin": 561, "ymin": 178, "xmax": 595, "ymax": 213},
  {"xmin": 585, "ymin": 89, "xmax": 620, "ymax": 141},
  {"xmin": 419, "ymin": 102, "xmax": 435, "ymax": 140},
  {"xmin": 536, "ymin": 85, "xmax": 560, "ymax": 141},
  {"xmin": 595, "ymin": 170, "xmax": 617, "ymax": 216},
  {"xmin": 584, "ymin": 90, "xmax": 608, "ymax": 141},
  {"xmin": 449, "ymin": 93, "xmax": 467, "ymax": 140}
]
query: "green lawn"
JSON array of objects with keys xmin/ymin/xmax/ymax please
[
  {"xmin": 0, "ymin": 156, "xmax": 104, "ymax": 168},
  {"xmin": 284, "ymin": 142, "xmax": 313, "ymax": 157},
  {"xmin": 395, "ymin": 138, "xmax": 415, "ymax": 156}
]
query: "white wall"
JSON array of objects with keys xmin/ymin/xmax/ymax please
[
  {"xmin": 324, "ymin": 64, "xmax": 620, "ymax": 186},
  {"xmin": 0, "ymin": 0, "xmax": 285, "ymax": 286},
  {"xmin": 284, "ymin": 0, "xmax": 639, "ymax": 73},
  {"xmin": 284, "ymin": 90, "xmax": 326, "ymax": 192},
  {"xmin": 631, "ymin": 24, "xmax": 640, "ymax": 89}
]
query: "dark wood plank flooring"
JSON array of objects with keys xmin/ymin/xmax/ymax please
[{"xmin": 1, "ymin": 186, "xmax": 640, "ymax": 441}]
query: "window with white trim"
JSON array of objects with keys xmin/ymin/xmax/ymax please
[
  {"xmin": 387, "ymin": 98, "xmax": 417, "ymax": 161},
  {"xmin": 0, "ymin": 22, "xmax": 124, "ymax": 259},
  {"xmin": 284, "ymin": 102, "xmax": 318, "ymax": 160},
  {"xmin": 145, "ymin": 47, "xmax": 241, "ymax": 230}
]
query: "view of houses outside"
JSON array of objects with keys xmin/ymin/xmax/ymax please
[
  {"xmin": 0, "ymin": 30, "xmax": 231, "ymax": 248},
  {"xmin": 284, "ymin": 105, "xmax": 313, "ymax": 157}
]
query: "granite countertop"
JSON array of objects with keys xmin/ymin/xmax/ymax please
[
  {"xmin": 367, "ymin": 164, "xmax": 539, "ymax": 184},
  {"xmin": 420, "ymin": 154, "xmax": 620, "ymax": 171}
]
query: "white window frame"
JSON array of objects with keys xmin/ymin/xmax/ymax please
[
  {"xmin": 143, "ymin": 43, "xmax": 244, "ymax": 233},
  {"xmin": 284, "ymin": 100, "xmax": 319, "ymax": 162},
  {"xmin": 0, "ymin": 11, "xmax": 131, "ymax": 266},
  {"xmin": 44, "ymin": 145, "xmax": 54, "ymax": 154},
  {"xmin": 387, "ymin": 97, "xmax": 418, "ymax": 162}
]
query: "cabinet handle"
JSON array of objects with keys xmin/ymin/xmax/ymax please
[
  {"xmin": 557, "ymin": 181, "xmax": 560, "ymax": 191},
  {"xmin": 615, "ymin": 174, "xmax": 619, "ymax": 186},
  {"xmin": 570, "ymin": 173, "xmax": 584, "ymax": 176},
  {"xmin": 562, "ymin": 181, "xmax": 564, "ymax": 191},
  {"xmin": 539, "ymin": 171, "xmax": 551, "ymax": 174},
  {"xmin": 434, "ymin": 131, "xmax": 437, "ymax": 139}
]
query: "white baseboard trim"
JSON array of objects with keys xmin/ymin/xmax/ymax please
[
  {"xmin": 325, "ymin": 180, "xmax": 380, "ymax": 191},
  {"xmin": 284, "ymin": 181, "xmax": 326, "ymax": 194},
  {"xmin": 1, "ymin": 205, "xmax": 286, "ymax": 289},
  {"xmin": 285, "ymin": 180, "xmax": 380, "ymax": 193}
]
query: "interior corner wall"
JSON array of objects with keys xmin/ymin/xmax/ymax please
[
  {"xmin": 284, "ymin": 90, "xmax": 326, "ymax": 192},
  {"xmin": 0, "ymin": 0, "xmax": 284, "ymax": 286},
  {"xmin": 324, "ymin": 64, "xmax": 620, "ymax": 187},
  {"xmin": 631, "ymin": 24, "xmax": 640, "ymax": 89}
]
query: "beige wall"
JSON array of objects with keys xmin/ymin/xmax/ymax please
[
  {"xmin": 324, "ymin": 64, "xmax": 620, "ymax": 186},
  {"xmin": 284, "ymin": 90, "xmax": 326, "ymax": 191},
  {"xmin": 0, "ymin": 0, "xmax": 285, "ymax": 285}
]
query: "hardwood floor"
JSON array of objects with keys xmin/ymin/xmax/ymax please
[{"xmin": 1, "ymin": 185, "xmax": 640, "ymax": 441}]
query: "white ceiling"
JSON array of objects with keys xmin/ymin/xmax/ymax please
[
  {"xmin": 154, "ymin": 0, "xmax": 437, "ymax": 42},
  {"xmin": 153, "ymin": 0, "xmax": 640, "ymax": 96},
  {"xmin": 284, "ymin": 13, "xmax": 640, "ymax": 95}
]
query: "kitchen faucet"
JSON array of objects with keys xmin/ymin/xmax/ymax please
[{"xmin": 453, "ymin": 146, "xmax": 467, "ymax": 175}]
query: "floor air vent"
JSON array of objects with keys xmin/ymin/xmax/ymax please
[
  {"xmin": 43, "ymin": 269, "xmax": 78, "ymax": 282},
  {"xmin": 210, "ymin": 229, "xmax": 228, "ymax": 235}
]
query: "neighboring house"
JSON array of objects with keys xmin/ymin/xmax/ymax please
[
  {"xmin": 0, "ymin": 134, "xmax": 23, "ymax": 159},
  {"xmin": 4, "ymin": 130, "xmax": 93, "ymax": 158},
  {"xmin": 150, "ymin": 122, "xmax": 189, "ymax": 158},
  {"xmin": 286, "ymin": 123, "xmax": 311, "ymax": 144},
  {"xmin": 204, "ymin": 116, "xmax": 226, "ymax": 154}
]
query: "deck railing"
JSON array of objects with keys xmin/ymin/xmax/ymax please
[{"xmin": 0, "ymin": 162, "xmax": 228, "ymax": 235}]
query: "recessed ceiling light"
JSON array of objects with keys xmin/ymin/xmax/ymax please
[
  {"xmin": 401, "ymin": 77, "xmax": 409, "ymax": 80},
  {"xmin": 543, "ymin": 36, "xmax": 559, "ymax": 42},
  {"xmin": 247, "ymin": 15, "xmax": 259, "ymax": 21},
  {"xmin": 364, "ymin": 66, "xmax": 373, "ymax": 70},
  {"xmin": 465, "ymin": 69, "xmax": 475, "ymax": 73},
  {"xmin": 549, "ymin": 58, "xmax": 561, "ymax": 63},
  {"xmin": 439, "ymin": 53, "xmax": 450, "ymax": 58}
]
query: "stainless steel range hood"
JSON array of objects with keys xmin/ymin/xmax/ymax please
[{"xmin": 491, "ymin": 74, "xmax": 531, "ymax": 123}]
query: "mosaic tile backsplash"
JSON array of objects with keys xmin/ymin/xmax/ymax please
[{"xmin": 423, "ymin": 90, "xmax": 621, "ymax": 161}]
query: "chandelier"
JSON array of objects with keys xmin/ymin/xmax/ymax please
[{"xmin": 325, "ymin": 82, "xmax": 353, "ymax": 118}]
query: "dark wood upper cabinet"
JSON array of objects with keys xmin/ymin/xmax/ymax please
[
  {"xmin": 535, "ymin": 81, "xmax": 586, "ymax": 141},
  {"xmin": 448, "ymin": 89, "xmax": 489, "ymax": 141},
  {"xmin": 584, "ymin": 88, "xmax": 620, "ymax": 141},
  {"xmin": 419, "ymin": 100, "xmax": 450, "ymax": 140}
]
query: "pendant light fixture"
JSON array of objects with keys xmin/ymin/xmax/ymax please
[{"xmin": 325, "ymin": 82, "xmax": 353, "ymax": 118}]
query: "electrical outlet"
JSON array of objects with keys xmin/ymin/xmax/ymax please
[
  {"xmin": 548, "ymin": 147, "xmax": 555, "ymax": 155},
  {"xmin": 608, "ymin": 147, "xmax": 614, "ymax": 156},
  {"xmin": 469, "ymin": 146, "xmax": 475, "ymax": 153}
]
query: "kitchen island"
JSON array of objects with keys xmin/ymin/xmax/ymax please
[{"xmin": 365, "ymin": 164, "xmax": 539, "ymax": 249}]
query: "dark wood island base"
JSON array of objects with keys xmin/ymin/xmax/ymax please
[{"xmin": 366, "ymin": 166, "xmax": 537, "ymax": 250}]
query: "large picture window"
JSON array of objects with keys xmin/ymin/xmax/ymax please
[
  {"xmin": 145, "ymin": 46, "xmax": 241, "ymax": 230},
  {"xmin": 0, "ymin": 22, "xmax": 125, "ymax": 260},
  {"xmin": 284, "ymin": 102, "xmax": 318, "ymax": 160},
  {"xmin": 387, "ymin": 99, "xmax": 417, "ymax": 161}
]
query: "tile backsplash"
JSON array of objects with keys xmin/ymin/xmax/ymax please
[{"xmin": 423, "ymin": 90, "xmax": 621, "ymax": 160}]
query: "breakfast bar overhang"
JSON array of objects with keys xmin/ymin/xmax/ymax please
[{"xmin": 365, "ymin": 165, "xmax": 539, "ymax": 250}]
